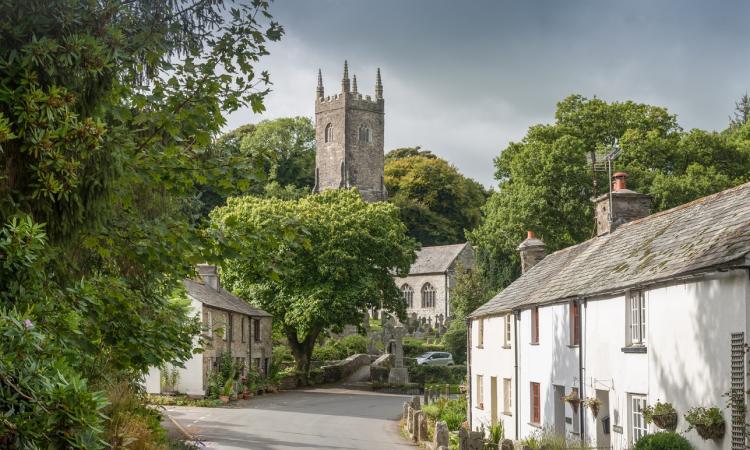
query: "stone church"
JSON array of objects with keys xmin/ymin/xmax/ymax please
[{"xmin": 313, "ymin": 62, "xmax": 474, "ymax": 326}]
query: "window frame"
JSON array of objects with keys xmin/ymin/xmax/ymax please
[
  {"xmin": 630, "ymin": 394, "xmax": 648, "ymax": 445},
  {"xmin": 531, "ymin": 307, "xmax": 540, "ymax": 344},
  {"xmin": 358, "ymin": 126, "xmax": 371, "ymax": 143},
  {"xmin": 476, "ymin": 374, "xmax": 484, "ymax": 409},
  {"xmin": 241, "ymin": 316, "xmax": 246, "ymax": 343},
  {"xmin": 401, "ymin": 284, "xmax": 414, "ymax": 308},
  {"xmin": 324, "ymin": 123, "xmax": 333, "ymax": 143},
  {"xmin": 477, "ymin": 319, "xmax": 484, "ymax": 348},
  {"xmin": 503, "ymin": 313, "xmax": 512, "ymax": 348},
  {"xmin": 570, "ymin": 301, "xmax": 580, "ymax": 346},
  {"xmin": 628, "ymin": 290, "xmax": 647, "ymax": 346},
  {"xmin": 503, "ymin": 378, "xmax": 512, "ymax": 415},
  {"xmin": 253, "ymin": 318, "xmax": 261, "ymax": 343},
  {"xmin": 530, "ymin": 382, "xmax": 541, "ymax": 425},
  {"xmin": 206, "ymin": 310, "xmax": 213, "ymax": 337},
  {"xmin": 421, "ymin": 283, "xmax": 436, "ymax": 308}
]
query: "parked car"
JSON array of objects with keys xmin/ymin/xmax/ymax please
[{"xmin": 415, "ymin": 351, "xmax": 454, "ymax": 366}]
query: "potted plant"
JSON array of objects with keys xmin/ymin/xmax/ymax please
[
  {"xmin": 685, "ymin": 406, "xmax": 725, "ymax": 440},
  {"xmin": 562, "ymin": 389, "xmax": 581, "ymax": 414},
  {"xmin": 644, "ymin": 401, "xmax": 678, "ymax": 431},
  {"xmin": 219, "ymin": 378, "xmax": 234, "ymax": 404},
  {"xmin": 583, "ymin": 397, "xmax": 602, "ymax": 418}
]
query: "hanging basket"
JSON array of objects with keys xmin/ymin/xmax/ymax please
[
  {"xmin": 695, "ymin": 422, "xmax": 725, "ymax": 440},
  {"xmin": 651, "ymin": 411, "xmax": 678, "ymax": 431}
]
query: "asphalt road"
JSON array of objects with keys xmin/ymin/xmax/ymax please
[{"xmin": 165, "ymin": 386, "xmax": 417, "ymax": 450}]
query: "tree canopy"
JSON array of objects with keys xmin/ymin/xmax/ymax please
[
  {"xmin": 0, "ymin": 0, "xmax": 282, "ymax": 446},
  {"xmin": 385, "ymin": 148, "xmax": 487, "ymax": 246},
  {"xmin": 212, "ymin": 189, "xmax": 417, "ymax": 384},
  {"xmin": 197, "ymin": 117, "xmax": 315, "ymax": 215},
  {"xmin": 470, "ymin": 94, "xmax": 750, "ymax": 291}
]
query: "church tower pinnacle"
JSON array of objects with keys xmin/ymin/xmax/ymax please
[{"xmin": 313, "ymin": 61, "xmax": 386, "ymax": 202}]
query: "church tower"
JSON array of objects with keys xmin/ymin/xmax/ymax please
[{"xmin": 312, "ymin": 61, "xmax": 387, "ymax": 202}]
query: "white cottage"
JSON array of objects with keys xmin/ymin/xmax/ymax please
[
  {"xmin": 468, "ymin": 174, "xmax": 750, "ymax": 450},
  {"xmin": 393, "ymin": 242, "xmax": 474, "ymax": 326}
]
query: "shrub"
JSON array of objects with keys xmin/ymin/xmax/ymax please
[
  {"xmin": 634, "ymin": 432, "xmax": 692, "ymax": 450},
  {"xmin": 442, "ymin": 322, "xmax": 467, "ymax": 364},
  {"xmin": 403, "ymin": 337, "xmax": 445, "ymax": 357},
  {"xmin": 312, "ymin": 334, "xmax": 369, "ymax": 361},
  {"xmin": 408, "ymin": 365, "xmax": 466, "ymax": 386}
]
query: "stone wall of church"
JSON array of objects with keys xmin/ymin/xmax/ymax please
[{"xmin": 393, "ymin": 273, "xmax": 450, "ymax": 327}]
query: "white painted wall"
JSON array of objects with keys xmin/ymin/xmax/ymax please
[
  {"xmin": 584, "ymin": 270, "xmax": 749, "ymax": 450},
  {"xmin": 517, "ymin": 303, "xmax": 581, "ymax": 441},
  {"xmin": 470, "ymin": 314, "xmax": 517, "ymax": 439}
]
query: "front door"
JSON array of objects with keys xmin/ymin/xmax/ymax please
[
  {"xmin": 554, "ymin": 385, "xmax": 566, "ymax": 435},
  {"xmin": 490, "ymin": 376, "xmax": 498, "ymax": 425},
  {"xmin": 596, "ymin": 389, "xmax": 612, "ymax": 448}
]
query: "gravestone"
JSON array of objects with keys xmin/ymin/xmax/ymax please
[
  {"xmin": 388, "ymin": 324, "xmax": 409, "ymax": 384},
  {"xmin": 417, "ymin": 412, "xmax": 429, "ymax": 442},
  {"xmin": 434, "ymin": 421, "xmax": 449, "ymax": 448},
  {"xmin": 458, "ymin": 427, "xmax": 484, "ymax": 450},
  {"xmin": 412, "ymin": 410, "xmax": 423, "ymax": 441}
]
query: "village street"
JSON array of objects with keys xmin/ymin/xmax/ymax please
[{"xmin": 164, "ymin": 386, "xmax": 417, "ymax": 450}]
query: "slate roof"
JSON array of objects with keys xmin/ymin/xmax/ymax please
[
  {"xmin": 406, "ymin": 243, "xmax": 471, "ymax": 275},
  {"xmin": 470, "ymin": 181, "xmax": 750, "ymax": 318},
  {"xmin": 183, "ymin": 279, "xmax": 271, "ymax": 317}
]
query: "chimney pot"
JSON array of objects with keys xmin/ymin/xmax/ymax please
[
  {"xmin": 613, "ymin": 172, "xmax": 628, "ymax": 191},
  {"xmin": 527, "ymin": 230, "xmax": 536, "ymax": 239},
  {"xmin": 517, "ymin": 232, "xmax": 546, "ymax": 273}
]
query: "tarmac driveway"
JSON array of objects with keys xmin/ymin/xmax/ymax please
[{"xmin": 164, "ymin": 386, "xmax": 417, "ymax": 450}]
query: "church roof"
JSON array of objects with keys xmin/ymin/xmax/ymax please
[
  {"xmin": 470, "ymin": 181, "xmax": 750, "ymax": 318},
  {"xmin": 407, "ymin": 243, "xmax": 472, "ymax": 275},
  {"xmin": 183, "ymin": 279, "xmax": 271, "ymax": 317}
]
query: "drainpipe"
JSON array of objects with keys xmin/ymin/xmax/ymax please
[
  {"xmin": 578, "ymin": 298, "xmax": 586, "ymax": 445},
  {"xmin": 466, "ymin": 317, "xmax": 473, "ymax": 427},
  {"xmin": 514, "ymin": 309, "xmax": 520, "ymax": 439},
  {"xmin": 444, "ymin": 271, "xmax": 449, "ymax": 319}
]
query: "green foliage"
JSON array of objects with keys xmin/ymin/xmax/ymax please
[
  {"xmin": 421, "ymin": 397, "xmax": 467, "ymax": 431},
  {"xmin": 198, "ymin": 117, "xmax": 315, "ymax": 215},
  {"xmin": 684, "ymin": 407, "xmax": 725, "ymax": 439},
  {"xmin": 403, "ymin": 337, "xmax": 446, "ymax": 357},
  {"xmin": 520, "ymin": 428, "xmax": 592, "ymax": 449},
  {"xmin": 0, "ymin": 0, "xmax": 282, "ymax": 445},
  {"xmin": 147, "ymin": 395, "xmax": 222, "ymax": 408},
  {"xmin": 312, "ymin": 335, "xmax": 369, "ymax": 361},
  {"xmin": 443, "ymin": 265, "xmax": 495, "ymax": 363},
  {"xmin": 633, "ymin": 432, "xmax": 692, "ymax": 450},
  {"xmin": 408, "ymin": 365, "xmax": 466, "ymax": 386},
  {"xmin": 385, "ymin": 150, "xmax": 487, "ymax": 245},
  {"xmin": 488, "ymin": 421, "xmax": 505, "ymax": 444},
  {"xmin": 643, "ymin": 401, "xmax": 678, "ymax": 430},
  {"xmin": 471, "ymin": 94, "xmax": 750, "ymax": 292},
  {"xmin": 214, "ymin": 189, "xmax": 418, "ymax": 384}
]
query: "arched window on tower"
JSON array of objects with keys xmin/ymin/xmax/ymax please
[
  {"xmin": 359, "ymin": 126, "xmax": 371, "ymax": 143},
  {"xmin": 401, "ymin": 284, "xmax": 414, "ymax": 308},
  {"xmin": 421, "ymin": 283, "xmax": 436, "ymax": 308},
  {"xmin": 325, "ymin": 123, "xmax": 333, "ymax": 143}
]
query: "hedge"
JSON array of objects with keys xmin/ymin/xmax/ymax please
[
  {"xmin": 634, "ymin": 432, "xmax": 692, "ymax": 450},
  {"xmin": 403, "ymin": 337, "xmax": 446, "ymax": 358},
  {"xmin": 408, "ymin": 364, "xmax": 466, "ymax": 386}
]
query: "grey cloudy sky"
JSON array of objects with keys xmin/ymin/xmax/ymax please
[{"xmin": 226, "ymin": 0, "xmax": 750, "ymax": 187}]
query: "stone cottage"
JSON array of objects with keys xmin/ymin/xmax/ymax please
[
  {"xmin": 393, "ymin": 242, "xmax": 475, "ymax": 327},
  {"xmin": 468, "ymin": 174, "xmax": 750, "ymax": 450},
  {"xmin": 144, "ymin": 264, "xmax": 273, "ymax": 397}
]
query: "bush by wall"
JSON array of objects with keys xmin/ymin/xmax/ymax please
[
  {"xmin": 312, "ymin": 334, "xmax": 369, "ymax": 361},
  {"xmin": 633, "ymin": 432, "xmax": 692, "ymax": 450},
  {"xmin": 403, "ymin": 337, "xmax": 446, "ymax": 358},
  {"xmin": 408, "ymin": 364, "xmax": 466, "ymax": 386}
]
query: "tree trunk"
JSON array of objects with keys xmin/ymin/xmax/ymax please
[{"xmin": 285, "ymin": 326, "xmax": 321, "ymax": 387}]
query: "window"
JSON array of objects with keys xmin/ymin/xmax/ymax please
[
  {"xmin": 477, "ymin": 319, "xmax": 484, "ymax": 348},
  {"xmin": 628, "ymin": 290, "xmax": 646, "ymax": 345},
  {"xmin": 401, "ymin": 284, "xmax": 414, "ymax": 308},
  {"xmin": 324, "ymin": 123, "xmax": 333, "ymax": 142},
  {"xmin": 253, "ymin": 318, "xmax": 261, "ymax": 342},
  {"xmin": 359, "ymin": 126, "xmax": 372, "ymax": 143},
  {"xmin": 206, "ymin": 310, "xmax": 213, "ymax": 337},
  {"xmin": 503, "ymin": 378, "xmax": 512, "ymax": 415},
  {"xmin": 630, "ymin": 394, "xmax": 648, "ymax": 444},
  {"xmin": 241, "ymin": 317, "xmax": 246, "ymax": 343},
  {"xmin": 570, "ymin": 302, "xmax": 580, "ymax": 346},
  {"xmin": 504, "ymin": 313, "xmax": 512, "ymax": 348},
  {"xmin": 530, "ymin": 382, "xmax": 541, "ymax": 424},
  {"xmin": 476, "ymin": 375, "xmax": 484, "ymax": 409},
  {"xmin": 531, "ymin": 307, "xmax": 540, "ymax": 344},
  {"xmin": 421, "ymin": 283, "xmax": 436, "ymax": 308},
  {"xmin": 228, "ymin": 314, "xmax": 233, "ymax": 342},
  {"xmin": 222, "ymin": 314, "xmax": 228, "ymax": 341}
]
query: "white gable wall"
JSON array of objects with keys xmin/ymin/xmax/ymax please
[{"xmin": 471, "ymin": 314, "xmax": 516, "ymax": 439}]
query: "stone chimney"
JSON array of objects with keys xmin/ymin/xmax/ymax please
[
  {"xmin": 196, "ymin": 264, "xmax": 220, "ymax": 290},
  {"xmin": 517, "ymin": 231, "xmax": 546, "ymax": 273},
  {"xmin": 594, "ymin": 172, "xmax": 651, "ymax": 236}
]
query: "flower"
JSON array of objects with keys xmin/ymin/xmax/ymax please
[{"xmin": 23, "ymin": 319, "xmax": 34, "ymax": 329}]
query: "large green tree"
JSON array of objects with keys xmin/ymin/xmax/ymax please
[
  {"xmin": 0, "ymin": 0, "xmax": 282, "ymax": 446},
  {"xmin": 471, "ymin": 95, "xmax": 750, "ymax": 291},
  {"xmin": 385, "ymin": 148, "xmax": 487, "ymax": 245},
  {"xmin": 211, "ymin": 189, "xmax": 417, "ymax": 385},
  {"xmin": 198, "ymin": 117, "xmax": 315, "ymax": 215}
]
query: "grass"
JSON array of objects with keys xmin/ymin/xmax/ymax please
[{"xmin": 147, "ymin": 394, "xmax": 223, "ymax": 407}]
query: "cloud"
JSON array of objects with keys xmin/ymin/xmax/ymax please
[{"xmin": 226, "ymin": 0, "xmax": 750, "ymax": 187}]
